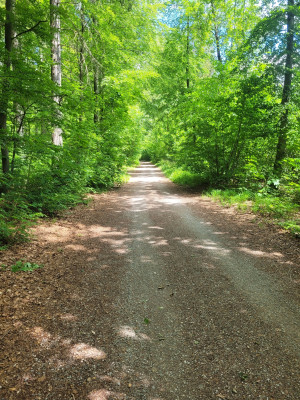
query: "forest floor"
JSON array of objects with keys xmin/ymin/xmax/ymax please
[{"xmin": 0, "ymin": 162, "xmax": 300, "ymax": 400}]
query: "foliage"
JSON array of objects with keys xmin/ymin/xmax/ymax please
[
  {"xmin": 0, "ymin": 0, "xmax": 299, "ymax": 243},
  {"xmin": 0, "ymin": 0, "xmax": 157, "ymax": 245},
  {"xmin": 139, "ymin": 0, "xmax": 299, "ymax": 236},
  {"xmin": 10, "ymin": 260, "xmax": 43, "ymax": 272},
  {"xmin": 158, "ymin": 160, "xmax": 204, "ymax": 188}
]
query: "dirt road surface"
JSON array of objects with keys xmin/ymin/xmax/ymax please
[{"xmin": 1, "ymin": 162, "xmax": 300, "ymax": 400}]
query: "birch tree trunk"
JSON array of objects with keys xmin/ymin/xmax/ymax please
[
  {"xmin": 50, "ymin": 0, "xmax": 63, "ymax": 146},
  {"xmin": 0, "ymin": 0, "xmax": 14, "ymax": 174}
]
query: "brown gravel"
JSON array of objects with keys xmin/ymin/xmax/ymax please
[{"xmin": 0, "ymin": 162, "xmax": 299, "ymax": 400}]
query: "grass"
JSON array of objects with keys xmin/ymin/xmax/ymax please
[
  {"xmin": 156, "ymin": 160, "xmax": 299, "ymax": 237},
  {"xmin": 207, "ymin": 188, "xmax": 299, "ymax": 236}
]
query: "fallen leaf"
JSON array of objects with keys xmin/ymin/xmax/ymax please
[{"xmin": 217, "ymin": 395, "xmax": 226, "ymax": 399}]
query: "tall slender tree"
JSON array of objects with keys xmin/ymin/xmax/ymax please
[
  {"xmin": 0, "ymin": 0, "xmax": 14, "ymax": 174},
  {"xmin": 274, "ymin": 0, "xmax": 295, "ymax": 175},
  {"xmin": 50, "ymin": 0, "xmax": 63, "ymax": 146}
]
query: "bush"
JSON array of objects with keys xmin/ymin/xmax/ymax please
[{"xmin": 169, "ymin": 169, "xmax": 203, "ymax": 187}]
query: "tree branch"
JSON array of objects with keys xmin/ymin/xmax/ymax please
[{"xmin": 12, "ymin": 20, "xmax": 47, "ymax": 40}]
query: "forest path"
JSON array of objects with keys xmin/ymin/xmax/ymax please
[{"xmin": 1, "ymin": 162, "xmax": 300, "ymax": 400}]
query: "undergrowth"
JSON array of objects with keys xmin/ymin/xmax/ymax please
[
  {"xmin": 157, "ymin": 160, "xmax": 300, "ymax": 237},
  {"xmin": 1, "ymin": 260, "xmax": 43, "ymax": 272},
  {"xmin": 0, "ymin": 165, "xmax": 132, "ymax": 246},
  {"xmin": 206, "ymin": 189, "xmax": 299, "ymax": 236},
  {"xmin": 158, "ymin": 160, "xmax": 204, "ymax": 188}
]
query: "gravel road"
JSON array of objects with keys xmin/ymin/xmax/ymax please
[
  {"xmin": 102, "ymin": 162, "xmax": 300, "ymax": 400},
  {"xmin": 1, "ymin": 162, "xmax": 299, "ymax": 400}
]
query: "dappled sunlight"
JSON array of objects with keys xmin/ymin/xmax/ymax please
[
  {"xmin": 129, "ymin": 175, "xmax": 167, "ymax": 184},
  {"xmin": 69, "ymin": 343, "xmax": 106, "ymax": 360},
  {"xmin": 130, "ymin": 166, "xmax": 158, "ymax": 171},
  {"xmin": 157, "ymin": 196, "xmax": 182, "ymax": 205},
  {"xmin": 88, "ymin": 225, "xmax": 128, "ymax": 238},
  {"xmin": 99, "ymin": 375, "xmax": 121, "ymax": 386},
  {"xmin": 88, "ymin": 389, "xmax": 124, "ymax": 400},
  {"xmin": 60, "ymin": 313, "xmax": 78, "ymax": 322},
  {"xmin": 65, "ymin": 244, "xmax": 88, "ymax": 251},
  {"xmin": 140, "ymin": 255, "xmax": 153, "ymax": 263},
  {"xmin": 70, "ymin": 293, "xmax": 83, "ymax": 300},
  {"xmin": 161, "ymin": 251, "xmax": 172, "ymax": 256},
  {"xmin": 30, "ymin": 326, "xmax": 58, "ymax": 348},
  {"xmin": 35, "ymin": 224, "xmax": 75, "ymax": 243},
  {"xmin": 148, "ymin": 238, "xmax": 169, "ymax": 246},
  {"xmin": 130, "ymin": 196, "xmax": 144, "ymax": 203},
  {"xmin": 118, "ymin": 326, "xmax": 151, "ymax": 341},
  {"xmin": 4, "ymin": 162, "xmax": 298, "ymax": 400},
  {"xmin": 238, "ymin": 247, "xmax": 284, "ymax": 259},
  {"xmin": 195, "ymin": 243, "xmax": 230, "ymax": 254},
  {"xmin": 21, "ymin": 373, "xmax": 34, "ymax": 384},
  {"xmin": 28, "ymin": 325, "xmax": 106, "ymax": 369},
  {"xmin": 176, "ymin": 237, "xmax": 231, "ymax": 256},
  {"xmin": 202, "ymin": 262, "xmax": 217, "ymax": 270}
]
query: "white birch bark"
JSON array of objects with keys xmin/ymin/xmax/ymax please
[{"xmin": 50, "ymin": 0, "xmax": 63, "ymax": 146}]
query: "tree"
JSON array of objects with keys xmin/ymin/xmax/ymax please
[
  {"xmin": 0, "ymin": 0, "xmax": 14, "ymax": 174},
  {"xmin": 50, "ymin": 0, "xmax": 63, "ymax": 146},
  {"xmin": 274, "ymin": 0, "xmax": 295, "ymax": 175}
]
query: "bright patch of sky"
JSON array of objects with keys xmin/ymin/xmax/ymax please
[{"xmin": 158, "ymin": 1, "xmax": 182, "ymax": 28}]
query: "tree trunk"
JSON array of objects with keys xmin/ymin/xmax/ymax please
[
  {"xmin": 94, "ymin": 65, "xmax": 99, "ymax": 124},
  {"xmin": 211, "ymin": 0, "xmax": 222, "ymax": 63},
  {"xmin": 79, "ymin": 5, "xmax": 85, "ymax": 122},
  {"xmin": 274, "ymin": 0, "xmax": 294, "ymax": 175},
  {"xmin": 50, "ymin": 0, "xmax": 63, "ymax": 146},
  {"xmin": 0, "ymin": 0, "xmax": 14, "ymax": 174},
  {"xmin": 186, "ymin": 16, "xmax": 190, "ymax": 89},
  {"xmin": 12, "ymin": 34, "xmax": 24, "ymax": 138}
]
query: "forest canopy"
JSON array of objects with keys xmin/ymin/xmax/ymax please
[{"xmin": 0, "ymin": 0, "xmax": 299, "ymax": 243}]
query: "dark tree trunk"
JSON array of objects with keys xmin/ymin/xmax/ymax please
[
  {"xmin": 0, "ymin": 0, "xmax": 14, "ymax": 174},
  {"xmin": 274, "ymin": 0, "xmax": 294, "ymax": 175},
  {"xmin": 211, "ymin": 0, "xmax": 222, "ymax": 63},
  {"xmin": 186, "ymin": 17, "xmax": 190, "ymax": 89},
  {"xmin": 94, "ymin": 65, "xmax": 99, "ymax": 124}
]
